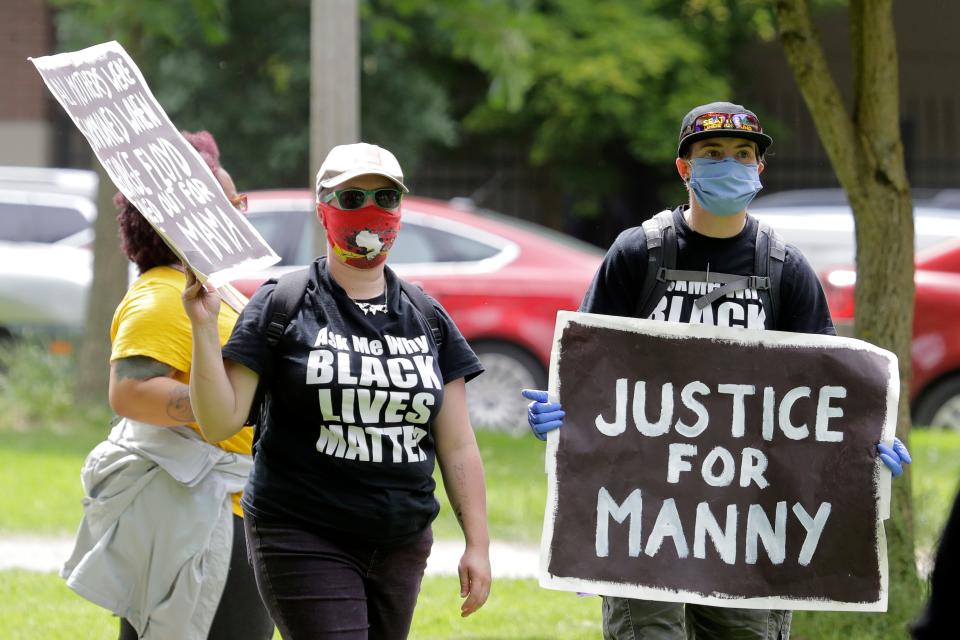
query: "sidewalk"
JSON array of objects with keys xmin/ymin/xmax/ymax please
[
  {"xmin": 0, "ymin": 536, "xmax": 541, "ymax": 579},
  {"xmin": 1, "ymin": 535, "xmax": 933, "ymax": 581}
]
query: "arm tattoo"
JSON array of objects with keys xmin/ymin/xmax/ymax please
[
  {"xmin": 453, "ymin": 462, "xmax": 467, "ymax": 528},
  {"xmin": 166, "ymin": 386, "xmax": 195, "ymax": 423},
  {"xmin": 115, "ymin": 356, "xmax": 194, "ymax": 424},
  {"xmin": 114, "ymin": 356, "xmax": 176, "ymax": 381}
]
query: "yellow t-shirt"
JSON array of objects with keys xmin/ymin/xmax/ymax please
[{"xmin": 110, "ymin": 265, "xmax": 252, "ymax": 516}]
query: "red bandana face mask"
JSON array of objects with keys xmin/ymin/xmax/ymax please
[{"xmin": 318, "ymin": 202, "xmax": 401, "ymax": 269}]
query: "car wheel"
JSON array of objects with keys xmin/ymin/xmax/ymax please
[
  {"xmin": 468, "ymin": 342, "xmax": 547, "ymax": 436},
  {"xmin": 913, "ymin": 375, "xmax": 960, "ymax": 430}
]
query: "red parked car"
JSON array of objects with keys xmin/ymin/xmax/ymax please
[
  {"xmin": 230, "ymin": 190, "xmax": 604, "ymax": 433},
  {"xmin": 820, "ymin": 239, "xmax": 960, "ymax": 430}
]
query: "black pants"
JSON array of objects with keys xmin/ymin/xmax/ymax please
[
  {"xmin": 119, "ymin": 514, "xmax": 274, "ymax": 640},
  {"xmin": 244, "ymin": 510, "xmax": 433, "ymax": 640}
]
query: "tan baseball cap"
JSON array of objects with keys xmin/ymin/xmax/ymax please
[{"xmin": 315, "ymin": 143, "xmax": 408, "ymax": 200}]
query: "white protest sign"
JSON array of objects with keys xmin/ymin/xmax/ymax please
[{"xmin": 29, "ymin": 41, "xmax": 279, "ymax": 290}]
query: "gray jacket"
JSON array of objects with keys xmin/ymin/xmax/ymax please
[{"xmin": 60, "ymin": 418, "xmax": 252, "ymax": 639}]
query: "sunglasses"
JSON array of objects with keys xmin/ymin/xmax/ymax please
[
  {"xmin": 323, "ymin": 188, "xmax": 403, "ymax": 211},
  {"xmin": 228, "ymin": 193, "xmax": 248, "ymax": 212},
  {"xmin": 682, "ymin": 112, "xmax": 763, "ymax": 137}
]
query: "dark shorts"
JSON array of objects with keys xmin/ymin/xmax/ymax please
[{"xmin": 244, "ymin": 510, "xmax": 433, "ymax": 640}]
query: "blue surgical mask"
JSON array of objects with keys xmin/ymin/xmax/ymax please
[{"xmin": 686, "ymin": 157, "xmax": 763, "ymax": 216}]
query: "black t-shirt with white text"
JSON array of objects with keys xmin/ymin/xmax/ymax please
[
  {"xmin": 223, "ymin": 258, "xmax": 483, "ymax": 545},
  {"xmin": 580, "ymin": 206, "xmax": 835, "ymax": 335}
]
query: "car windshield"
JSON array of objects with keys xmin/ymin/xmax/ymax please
[
  {"xmin": 0, "ymin": 200, "xmax": 91, "ymax": 243},
  {"xmin": 753, "ymin": 188, "xmax": 960, "ymax": 212},
  {"xmin": 750, "ymin": 204, "xmax": 960, "ymax": 270},
  {"xmin": 0, "ymin": 167, "xmax": 98, "ymax": 199}
]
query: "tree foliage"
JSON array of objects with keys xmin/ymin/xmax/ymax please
[
  {"xmin": 52, "ymin": 0, "xmax": 311, "ymax": 187},
  {"xmin": 52, "ymin": 0, "xmax": 778, "ymax": 211},
  {"xmin": 51, "ymin": 0, "xmax": 462, "ymax": 188},
  {"xmin": 365, "ymin": 0, "xmax": 778, "ymax": 212}
]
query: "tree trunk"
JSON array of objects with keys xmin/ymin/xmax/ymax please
[
  {"xmin": 74, "ymin": 163, "xmax": 129, "ymax": 405},
  {"xmin": 775, "ymin": 0, "xmax": 921, "ymax": 625}
]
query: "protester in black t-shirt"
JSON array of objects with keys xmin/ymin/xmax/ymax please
[
  {"xmin": 183, "ymin": 142, "xmax": 491, "ymax": 639},
  {"xmin": 522, "ymin": 102, "xmax": 913, "ymax": 640}
]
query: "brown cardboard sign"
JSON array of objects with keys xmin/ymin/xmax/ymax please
[
  {"xmin": 29, "ymin": 42, "xmax": 279, "ymax": 288},
  {"xmin": 539, "ymin": 311, "xmax": 898, "ymax": 611}
]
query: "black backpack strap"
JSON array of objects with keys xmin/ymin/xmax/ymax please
[
  {"xmin": 636, "ymin": 209, "xmax": 677, "ymax": 318},
  {"xmin": 399, "ymin": 279, "xmax": 444, "ymax": 349},
  {"xmin": 264, "ymin": 268, "xmax": 311, "ymax": 346},
  {"xmin": 754, "ymin": 221, "xmax": 786, "ymax": 328},
  {"xmin": 246, "ymin": 268, "xmax": 310, "ymax": 430}
]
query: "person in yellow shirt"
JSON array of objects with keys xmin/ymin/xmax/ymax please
[{"xmin": 106, "ymin": 130, "xmax": 273, "ymax": 640}]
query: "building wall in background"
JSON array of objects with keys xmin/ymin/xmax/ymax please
[
  {"xmin": 0, "ymin": 0, "xmax": 53, "ymax": 166},
  {"xmin": 741, "ymin": 1, "xmax": 960, "ymax": 193}
]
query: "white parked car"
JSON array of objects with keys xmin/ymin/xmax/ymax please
[
  {"xmin": 0, "ymin": 240, "xmax": 91, "ymax": 336},
  {"xmin": 0, "ymin": 167, "xmax": 98, "ymax": 338},
  {"xmin": 0, "ymin": 165, "xmax": 98, "ymax": 198},
  {"xmin": 750, "ymin": 188, "xmax": 960, "ymax": 272}
]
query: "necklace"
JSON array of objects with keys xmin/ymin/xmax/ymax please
[{"xmin": 352, "ymin": 281, "xmax": 388, "ymax": 316}]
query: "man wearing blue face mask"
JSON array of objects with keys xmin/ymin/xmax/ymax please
[
  {"xmin": 522, "ymin": 101, "xmax": 913, "ymax": 639},
  {"xmin": 568, "ymin": 101, "xmax": 835, "ymax": 334}
]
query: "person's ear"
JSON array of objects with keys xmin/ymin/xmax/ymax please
[
  {"xmin": 758, "ymin": 161, "xmax": 765, "ymax": 175},
  {"xmin": 675, "ymin": 157, "xmax": 690, "ymax": 181}
]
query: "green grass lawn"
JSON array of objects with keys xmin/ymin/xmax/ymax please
[
  {"xmin": 910, "ymin": 428, "xmax": 960, "ymax": 554},
  {"xmin": 433, "ymin": 431, "xmax": 548, "ymax": 543},
  {"xmin": 0, "ymin": 425, "xmax": 109, "ymax": 533},
  {"xmin": 0, "ymin": 417, "xmax": 550, "ymax": 540},
  {"xmin": 0, "ymin": 571, "xmax": 600, "ymax": 639}
]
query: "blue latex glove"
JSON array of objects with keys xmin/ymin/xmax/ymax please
[
  {"xmin": 877, "ymin": 437, "xmax": 912, "ymax": 478},
  {"xmin": 521, "ymin": 389, "xmax": 565, "ymax": 441}
]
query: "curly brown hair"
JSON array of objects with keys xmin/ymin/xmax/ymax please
[{"xmin": 117, "ymin": 130, "xmax": 222, "ymax": 273}]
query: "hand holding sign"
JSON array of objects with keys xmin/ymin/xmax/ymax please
[
  {"xmin": 877, "ymin": 438, "xmax": 912, "ymax": 477},
  {"xmin": 182, "ymin": 264, "xmax": 222, "ymax": 328},
  {"xmin": 521, "ymin": 389, "xmax": 564, "ymax": 440}
]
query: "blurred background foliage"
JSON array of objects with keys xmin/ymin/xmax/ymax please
[{"xmin": 49, "ymin": 0, "xmax": 788, "ymax": 237}]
